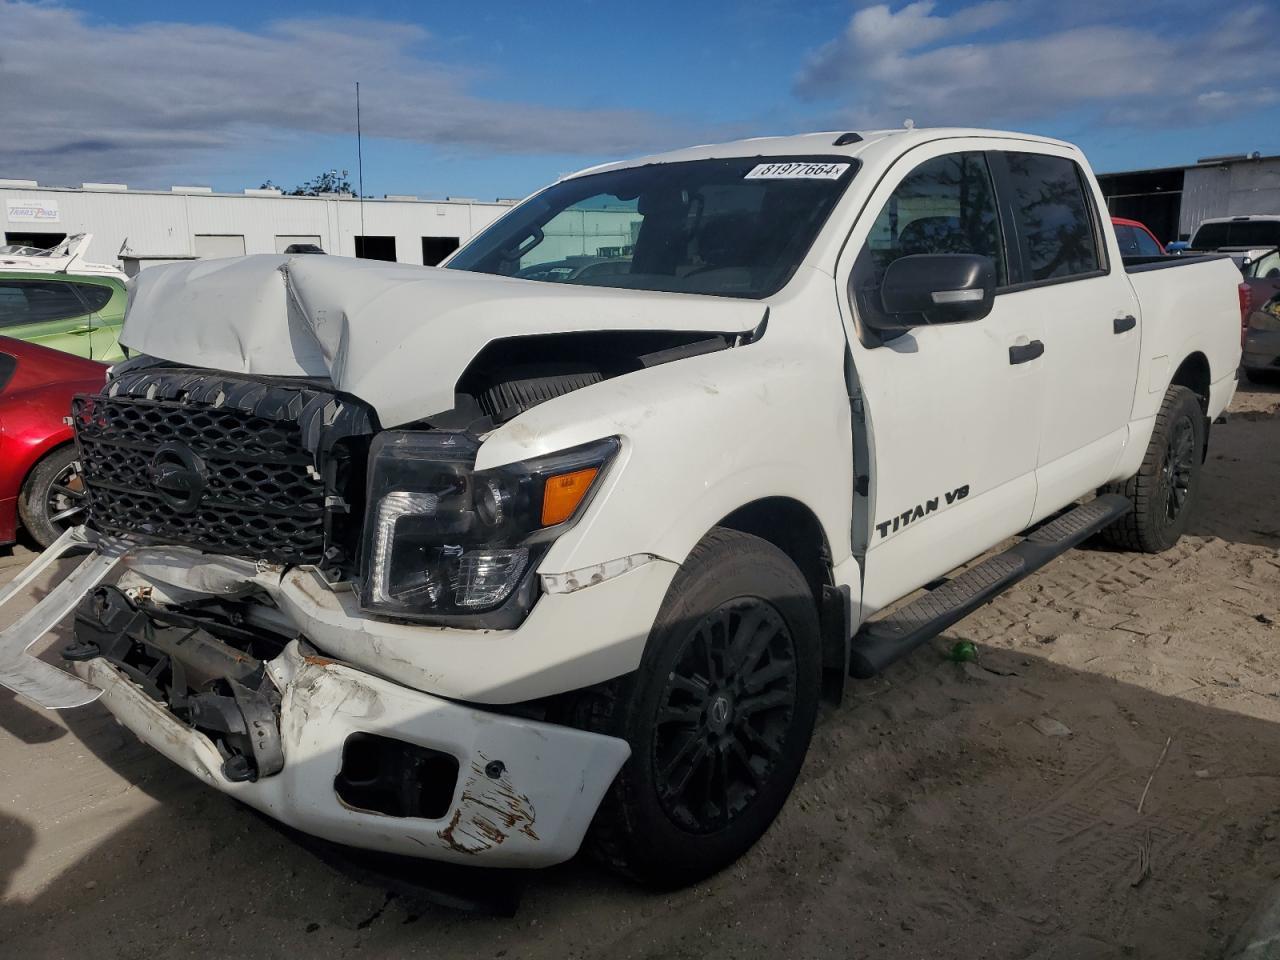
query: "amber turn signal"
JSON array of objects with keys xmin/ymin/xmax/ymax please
[{"xmin": 541, "ymin": 467, "xmax": 599, "ymax": 526}]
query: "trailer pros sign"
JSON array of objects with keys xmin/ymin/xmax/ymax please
[{"xmin": 6, "ymin": 199, "xmax": 60, "ymax": 223}]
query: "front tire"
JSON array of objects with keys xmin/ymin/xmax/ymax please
[
  {"xmin": 1101, "ymin": 385, "xmax": 1204, "ymax": 553},
  {"xmin": 580, "ymin": 528, "xmax": 821, "ymax": 886},
  {"xmin": 18, "ymin": 445, "xmax": 87, "ymax": 549}
]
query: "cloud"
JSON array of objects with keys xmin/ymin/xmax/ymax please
[
  {"xmin": 0, "ymin": 2, "xmax": 689, "ymax": 184},
  {"xmin": 795, "ymin": 1, "xmax": 1280, "ymax": 132}
]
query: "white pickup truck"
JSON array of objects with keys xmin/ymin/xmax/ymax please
[{"xmin": 0, "ymin": 128, "xmax": 1243, "ymax": 886}]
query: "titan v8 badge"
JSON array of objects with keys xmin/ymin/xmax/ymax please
[{"xmin": 876, "ymin": 484, "xmax": 969, "ymax": 540}]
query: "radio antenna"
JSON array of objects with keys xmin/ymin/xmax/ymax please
[{"xmin": 356, "ymin": 81, "xmax": 366, "ymax": 236}]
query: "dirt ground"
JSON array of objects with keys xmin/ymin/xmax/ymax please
[{"xmin": 2, "ymin": 379, "xmax": 1278, "ymax": 960}]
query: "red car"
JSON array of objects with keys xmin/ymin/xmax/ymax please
[
  {"xmin": 0, "ymin": 337, "xmax": 106, "ymax": 548},
  {"xmin": 1111, "ymin": 216, "xmax": 1166, "ymax": 257}
]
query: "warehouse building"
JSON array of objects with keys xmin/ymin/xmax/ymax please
[
  {"xmin": 1097, "ymin": 152, "xmax": 1280, "ymax": 246},
  {"xmin": 0, "ymin": 180, "xmax": 529, "ymax": 275}
]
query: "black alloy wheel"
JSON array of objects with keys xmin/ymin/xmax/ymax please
[
  {"xmin": 653, "ymin": 599, "xmax": 798, "ymax": 834},
  {"xmin": 1158, "ymin": 413, "xmax": 1196, "ymax": 527},
  {"xmin": 579, "ymin": 528, "xmax": 821, "ymax": 886}
]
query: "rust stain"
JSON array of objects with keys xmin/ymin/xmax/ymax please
[
  {"xmin": 435, "ymin": 764, "xmax": 541, "ymax": 853},
  {"xmin": 302, "ymin": 654, "xmax": 337, "ymax": 667}
]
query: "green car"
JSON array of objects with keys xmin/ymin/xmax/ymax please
[{"xmin": 0, "ymin": 235, "xmax": 128, "ymax": 361}]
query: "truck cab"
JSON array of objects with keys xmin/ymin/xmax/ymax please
[{"xmin": 0, "ymin": 128, "xmax": 1243, "ymax": 886}]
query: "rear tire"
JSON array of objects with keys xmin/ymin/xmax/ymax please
[
  {"xmin": 579, "ymin": 528, "xmax": 821, "ymax": 887},
  {"xmin": 18, "ymin": 445, "xmax": 87, "ymax": 549},
  {"xmin": 1245, "ymin": 368, "xmax": 1280, "ymax": 386},
  {"xmin": 1100, "ymin": 386, "xmax": 1204, "ymax": 553}
]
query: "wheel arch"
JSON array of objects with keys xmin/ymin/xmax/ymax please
[
  {"xmin": 1170, "ymin": 351, "xmax": 1211, "ymax": 412},
  {"xmin": 1169, "ymin": 351, "xmax": 1211, "ymax": 460},
  {"xmin": 714, "ymin": 497, "xmax": 850, "ymax": 704},
  {"xmin": 19, "ymin": 437, "xmax": 76, "ymax": 498}
]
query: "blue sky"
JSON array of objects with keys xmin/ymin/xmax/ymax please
[{"xmin": 2, "ymin": 0, "xmax": 1278, "ymax": 197}]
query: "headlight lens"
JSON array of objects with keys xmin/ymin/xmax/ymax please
[{"xmin": 359, "ymin": 431, "xmax": 619, "ymax": 623}]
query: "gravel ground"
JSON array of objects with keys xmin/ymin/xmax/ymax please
[{"xmin": 1, "ymin": 378, "xmax": 1278, "ymax": 960}]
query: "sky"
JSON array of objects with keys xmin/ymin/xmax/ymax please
[{"xmin": 2, "ymin": 0, "xmax": 1278, "ymax": 199}]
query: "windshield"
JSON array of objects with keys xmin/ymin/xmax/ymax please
[
  {"xmin": 1191, "ymin": 220, "xmax": 1280, "ymax": 250},
  {"xmin": 447, "ymin": 157, "xmax": 857, "ymax": 299}
]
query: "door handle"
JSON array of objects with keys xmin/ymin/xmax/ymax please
[
  {"xmin": 1008, "ymin": 340, "xmax": 1044, "ymax": 365},
  {"xmin": 1114, "ymin": 314, "xmax": 1137, "ymax": 334}
]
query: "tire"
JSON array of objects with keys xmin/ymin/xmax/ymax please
[
  {"xmin": 1100, "ymin": 386, "xmax": 1205, "ymax": 553},
  {"xmin": 578, "ymin": 528, "xmax": 822, "ymax": 887},
  {"xmin": 1245, "ymin": 368, "xmax": 1280, "ymax": 386},
  {"xmin": 18, "ymin": 445, "xmax": 88, "ymax": 549}
]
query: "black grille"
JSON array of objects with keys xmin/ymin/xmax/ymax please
[{"xmin": 73, "ymin": 368, "xmax": 370, "ymax": 566}]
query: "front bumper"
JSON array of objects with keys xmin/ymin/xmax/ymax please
[
  {"xmin": 71, "ymin": 640, "xmax": 629, "ymax": 867},
  {"xmin": 0, "ymin": 528, "xmax": 638, "ymax": 866}
]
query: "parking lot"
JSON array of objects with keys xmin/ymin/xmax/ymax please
[{"xmin": 0, "ymin": 378, "xmax": 1274, "ymax": 960}]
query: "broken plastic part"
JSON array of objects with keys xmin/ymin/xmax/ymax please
[{"xmin": 540, "ymin": 554, "xmax": 659, "ymax": 595}]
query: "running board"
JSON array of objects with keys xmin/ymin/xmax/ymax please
[{"xmin": 849, "ymin": 495, "xmax": 1131, "ymax": 678}]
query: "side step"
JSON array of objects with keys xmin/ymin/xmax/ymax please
[{"xmin": 849, "ymin": 494, "xmax": 1131, "ymax": 678}]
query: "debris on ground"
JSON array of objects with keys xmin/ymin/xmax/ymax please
[{"xmin": 1032, "ymin": 716, "xmax": 1072, "ymax": 738}]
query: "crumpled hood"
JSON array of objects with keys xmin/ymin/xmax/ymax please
[{"xmin": 121, "ymin": 255, "xmax": 764, "ymax": 427}]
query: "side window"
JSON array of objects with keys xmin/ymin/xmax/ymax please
[
  {"xmin": 861, "ymin": 151, "xmax": 1006, "ymax": 288},
  {"xmin": 0, "ymin": 280, "xmax": 90, "ymax": 328},
  {"xmin": 73, "ymin": 282, "xmax": 113, "ymax": 313},
  {"xmin": 1253, "ymin": 251, "xmax": 1280, "ymax": 279},
  {"xmin": 1133, "ymin": 226, "xmax": 1162, "ymax": 257},
  {"xmin": 1114, "ymin": 225, "xmax": 1139, "ymax": 257},
  {"xmin": 1003, "ymin": 153, "xmax": 1101, "ymax": 282}
]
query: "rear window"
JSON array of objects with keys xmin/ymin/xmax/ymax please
[
  {"xmin": 448, "ymin": 156, "xmax": 857, "ymax": 299},
  {"xmin": 1003, "ymin": 153, "xmax": 1102, "ymax": 282},
  {"xmin": 0, "ymin": 279, "xmax": 103, "ymax": 328},
  {"xmin": 1191, "ymin": 220, "xmax": 1280, "ymax": 250}
]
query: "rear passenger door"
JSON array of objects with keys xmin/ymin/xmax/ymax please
[
  {"xmin": 991, "ymin": 150, "xmax": 1141, "ymax": 520},
  {"xmin": 0, "ymin": 278, "xmax": 95, "ymax": 356}
]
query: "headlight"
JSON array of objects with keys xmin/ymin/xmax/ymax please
[{"xmin": 359, "ymin": 431, "xmax": 619, "ymax": 623}]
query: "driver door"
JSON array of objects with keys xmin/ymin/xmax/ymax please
[{"xmin": 837, "ymin": 141, "xmax": 1046, "ymax": 615}]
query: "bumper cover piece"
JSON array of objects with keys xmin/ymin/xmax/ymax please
[
  {"xmin": 70, "ymin": 640, "xmax": 630, "ymax": 866},
  {"xmin": 0, "ymin": 526, "xmax": 121, "ymax": 708}
]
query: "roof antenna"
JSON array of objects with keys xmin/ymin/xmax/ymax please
[
  {"xmin": 356, "ymin": 81, "xmax": 366, "ymax": 237},
  {"xmin": 903, "ymin": 118, "xmax": 916, "ymax": 130}
]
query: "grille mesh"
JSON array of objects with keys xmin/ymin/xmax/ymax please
[{"xmin": 71, "ymin": 371, "xmax": 348, "ymax": 565}]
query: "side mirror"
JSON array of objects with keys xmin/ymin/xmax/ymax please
[{"xmin": 876, "ymin": 254, "xmax": 996, "ymax": 329}]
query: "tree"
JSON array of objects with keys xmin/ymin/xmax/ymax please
[{"xmin": 258, "ymin": 169, "xmax": 354, "ymax": 196}]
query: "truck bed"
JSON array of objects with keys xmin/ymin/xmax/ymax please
[{"xmin": 1123, "ymin": 253, "xmax": 1230, "ymax": 273}]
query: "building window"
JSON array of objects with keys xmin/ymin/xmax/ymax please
[
  {"xmin": 421, "ymin": 236, "xmax": 460, "ymax": 266},
  {"xmin": 193, "ymin": 234, "xmax": 246, "ymax": 259},
  {"xmin": 355, "ymin": 236, "xmax": 397, "ymax": 261},
  {"xmin": 4, "ymin": 231, "xmax": 67, "ymax": 250}
]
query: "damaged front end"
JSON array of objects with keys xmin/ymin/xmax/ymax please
[
  {"xmin": 0, "ymin": 532, "xmax": 630, "ymax": 867},
  {"xmin": 0, "ymin": 360, "xmax": 635, "ymax": 865},
  {"xmin": 67, "ymin": 584, "xmax": 287, "ymax": 782}
]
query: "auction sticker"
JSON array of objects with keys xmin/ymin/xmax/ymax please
[{"xmin": 744, "ymin": 162, "xmax": 849, "ymax": 180}]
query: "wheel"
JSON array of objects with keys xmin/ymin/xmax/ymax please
[
  {"xmin": 18, "ymin": 445, "xmax": 88, "ymax": 549},
  {"xmin": 578, "ymin": 528, "xmax": 821, "ymax": 886},
  {"xmin": 1245, "ymin": 368, "xmax": 1280, "ymax": 385},
  {"xmin": 1100, "ymin": 386, "xmax": 1205, "ymax": 553}
]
